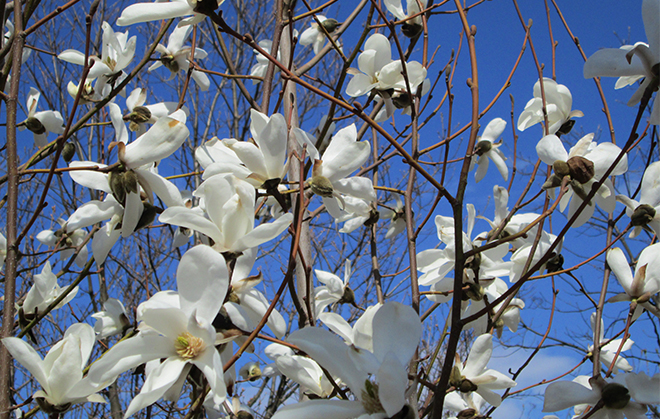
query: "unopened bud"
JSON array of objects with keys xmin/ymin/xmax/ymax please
[
  {"xmin": 321, "ymin": 18, "xmax": 340, "ymax": 33},
  {"xmin": 542, "ymin": 174, "xmax": 563, "ymax": 190},
  {"xmin": 465, "ymin": 281, "xmax": 484, "ymax": 302},
  {"xmin": 135, "ymin": 202, "xmax": 158, "ymax": 231},
  {"xmin": 474, "ymin": 140, "xmax": 492, "ymax": 156},
  {"xmin": 631, "ymin": 204, "xmax": 656, "ymax": 226},
  {"xmin": 402, "ymin": 22, "xmax": 422, "ymax": 38},
  {"xmin": 601, "ymin": 382, "xmax": 630, "ymax": 409},
  {"xmin": 125, "ymin": 106, "xmax": 152, "ymax": 131},
  {"xmin": 553, "ymin": 160, "xmax": 570, "ymax": 178},
  {"xmin": 62, "ymin": 142, "xmax": 76, "ymax": 162},
  {"xmin": 458, "ymin": 378, "xmax": 478, "ymax": 393},
  {"xmin": 108, "ymin": 171, "xmax": 127, "ymax": 206},
  {"xmin": 123, "ymin": 170, "xmax": 139, "ymax": 194},
  {"xmin": 25, "ymin": 117, "xmax": 46, "ymax": 134},
  {"xmin": 567, "ymin": 156, "xmax": 595, "ymax": 184},
  {"xmin": 309, "ymin": 175, "xmax": 334, "ymax": 197}
]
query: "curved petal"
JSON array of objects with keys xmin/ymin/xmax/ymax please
[
  {"xmin": 463, "ymin": 334, "xmax": 492, "ymax": 378},
  {"xmin": 376, "ymin": 352, "xmax": 407, "ymax": 417},
  {"xmin": 584, "ymin": 48, "xmax": 647, "ymax": 78},
  {"xmin": 159, "ymin": 206, "xmax": 223, "ymax": 244},
  {"xmin": 2, "ymin": 338, "xmax": 47, "ymax": 388},
  {"xmin": 233, "ymin": 213, "xmax": 293, "ymax": 252},
  {"xmin": 321, "ymin": 125, "xmax": 371, "ymax": 181},
  {"xmin": 536, "ymin": 135, "xmax": 568, "ymax": 165},
  {"xmin": 177, "ymin": 245, "xmax": 228, "ymax": 321},
  {"xmin": 372, "ymin": 302, "xmax": 421, "ymax": 366},
  {"xmin": 542, "ymin": 380, "xmax": 599, "ymax": 412},
  {"xmin": 271, "ymin": 399, "xmax": 366, "ymax": 419},
  {"xmin": 123, "ymin": 357, "xmax": 188, "ymax": 418},
  {"xmin": 117, "ymin": 1, "xmax": 193, "ymax": 26},
  {"xmin": 333, "ymin": 177, "xmax": 377, "ymax": 201},
  {"xmin": 121, "ymin": 111, "xmax": 189, "ymax": 168},
  {"xmin": 68, "ymin": 161, "xmax": 111, "ymax": 193}
]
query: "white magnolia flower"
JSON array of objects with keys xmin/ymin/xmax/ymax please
[
  {"xmin": 606, "ymin": 245, "xmax": 660, "ymax": 319},
  {"xmin": 59, "ymin": 22, "xmax": 136, "ymax": 96},
  {"xmin": 118, "ymin": 88, "xmax": 184, "ymax": 136},
  {"xmin": 149, "ymin": 25, "xmax": 210, "ymax": 91},
  {"xmin": 249, "ymin": 40, "xmax": 275, "ymax": 84},
  {"xmin": 336, "ymin": 196, "xmax": 378, "ymax": 234},
  {"xmin": 537, "ymin": 133, "xmax": 627, "ymax": 228},
  {"xmin": 66, "ymin": 110, "xmax": 189, "ymax": 264},
  {"xmin": 346, "ymin": 33, "xmax": 427, "ymax": 121},
  {"xmin": 543, "ymin": 373, "xmax": 660, "ymax": 419},
  {"xmin": 92, "ymin": 298, "xmax": 130, "ymax": 339},
  {"xmin": 2, "ymin": 323, "xmax": 105, "ymax": 411},
  {"xmin": 379, "ymin": 196, "xmax": 406, "ymax": 239},
  {"xmin": 301, "ymin": 124, "xmax": 376, "ymax": 219},
  {"xmin": 588, "ymin": 312, "xmax": 633, "ymax": 373},
  {"xmin": 20, "ymin": 262, "xmax": 78, "ymax": 317},
  {"xmin": 160, "ymin": 174, "xmax": 293, "ymax": 254},
  {"xmin": 450, "ymin": 334, "xmax": 516, "ymax": 407},
  {"xmin": 517, "ymin": 78, "xmax": 583, "ymax": 135},
  {"xmin": 4, "ymin": 20, "xmax": 31, "ymax": 64},
  {"xmin": 224, "ymin": 248, "xmax": 287, "ymax": 338},
  {"xmin": 117, "ymin": 0, "xmax": 226, "ymax": 26},
  {"xmin": 219, "ymin": 110, "xmax": 289, "ymax": 188},
  {"xmin": 470, "ymin": 117, "xmax": 508, "ymax": 183},
  {"xmin": 271, "ymin": 302, "xmax": 422, "ymax": 419},
  {"xmin": 383, "ymin": 0, "xmax": 428, "ymax": 38},
  {"xmin": 584, "ymin": 0, "xmax": 660, "ymax": 124},
  {"xmin": 35, "ymin": 219, "xmax": 89, "ymax": 268},
  {"xmin": 86, "ymin": 245, "xmax": 229, "ymax": 418},
  {"xmin": 299, "ymin": 15, "xmax": 340, "ymax": 54},
  {"xmin": 18, "ymin": 88, "xmax": 65, "ymax": 148},
  {"xmin": 616, "ymin": 161, "xmax": 660, "ymax": 238},
  {"xmin": 263, "ymin": 342, "xmax": 335, "ymax": 397},
  {"xmin": 314, "ymin": 259, "xmax": 354, "ymax": 316},
  {"xmin": 509, "ymin": 229, "xmax": 561, "ymax": 283}
]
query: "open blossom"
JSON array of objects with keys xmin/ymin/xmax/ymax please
[
  {"xmin": 470, "ymin": 117, "xmax": 508, "ymax": 183},
  {"xmin": 517, "ymin": 78, "xmax": 583, "ymax": 135},
  {"xmin": 543, "ymin": 373, "xmax": 660, "ymax": 419},
  {"xmin": 271, "ymin": 302, "xmax": 422, "ymax": 419},
  {"xmin": 86, "ymin": 245, "xmax": 230, "ymax": 418},
  {"xmin": 92, "ymin": 298, "xmax": 131, "ymax": 339},
  {"xmin": 18, "ymin": 88, "xmax": 64, "ymax": 148},
  {"xmin": 584, "ymin": 0, "xmax": 660, "ymax": 124},
  {"xmin": 588, "ymin": 313, "xmax": 633, "ymax": 373},
  {"xmin": 314, "ymin": 259, "xmax": 355, "ymax": 316},
  {"xmin": 383, "ymin": 0, "xmax": 428, "ymax": 37},
  {"xmin": 346, "ymin": 33, "xmax": 427, "ymax": 121},
  {"xmin": 617, "ymin": 161, "xmax": 660, "ymax": 238},
  {"xmin": 59, "ymin": 22, "xmax": 136, "ymax": 96},
  {"xmin": 36, "ymin": 219, "xmax": 89, "ymax": 268},
  {"xmin": 19, "ymin": 262, "xmax": 78, "ymax": 317},
  {"xmin": 537, "ymin": 133, "xmax": 627, "ymax": 228},
  {"xmin": 118, "ymin": 88, "xmax": 184, "ymax": 135},
  {"xmin": 117, "ymin": 0, "xmax": 226, "ymax": 26},
  {"xmin": 379, "ymin": 196, "xmax": 406, "ymax": 238},
  {"xmin": 160, "ymin": 174, "xmax": 293, "ymax": 254},
  {"xmin": 606, "ymin": 244, "xmax": 660, "ymax": 319},
  {"xmin": 450, "ymin": 334, "xmax": 516, "ymax": 407},
  {"xmin": 2, "ymin": 323, "xmax": 105, "ymax": 412},
  {"xmin": 149, "ymin": 25, "xmax": 210, "ymax": 91},
  {"xmin": 299, "ymin": 15, "xmax": 341, "ymax": 54}
]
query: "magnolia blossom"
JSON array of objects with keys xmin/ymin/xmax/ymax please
[
  {"xmin": 263, "ymin": 342, "xmax": 335, "ymax": 397},
  {"xmin": 617, "ymin": 161, "xmax": 660, "ymax": 238},
  {"xmin": 584, "ymin": 0, "xmax": 660, "ymax": 124},
  {"xmin": 543, "ymin": 373, "xmax": 660, "ymax": 419},
  {"xmin": 478, "ymin": 185, "xmax": 540, "ymax": 249},
  {"xmin": 223, "ymin": 248, "xmax": 287, "ymax": 338},
  {"xmin": 588, "ymin": 312, "xmax": 633, "ymax": 373},
  {"xmin": 450, "ymin": 334, "xmax": 516, "ymax": 407},
  {"xmin": 36, "ymin": 219, "xmax": 89, "ymax": 268},
  {"xmin": 118, "ymin": 88, "xmax": 183, "ymax": 135},
  {"xmin": 346, "ymin": 33, "xmax": 427, "ymax": 121},
  {"xmin": 149, "ymin": 25, "xmax": 210, "ymax": 91},
  {"xmin": 18, "ymin": 88, "xmax": 64, "ymax": 148},
  {"xmin": 160, "ymin": 174, "xmax": 293, "ymax": 254},
  {"xmin": 517, "ymin": 78, "xmax": 583, "ymax": 135},
  {"xmin": 300, "ymin": 15, "xmax": 341, "ymax": 54},
  {"xmin": 384, "ymin": 0, "xmax": 428, "ymax": 37},
  {"xmin": 335, "ymin": 196, "xmax": 379, "ymax": 234},
  {"xmin": 117, "ymin": 0, "xmax": 226, "ymax": 26},
  {"xmin": 537, "ymin": 133, "xmax": 627, "ymax": 228},
  {"xmin": 299, "ymin": 124, "xmax": 376, "ymax": 219},
  {"xmin": 314, "ymin": 259, "xmax": 354, "ymax": 316},
  {"xmin": 20, "ymin": 262, "xmax": 78, "ymax": 317},
  {"xmin": 606, "ymin": 245, "xmax": 660, "ymax": 319},
  {"xmin": 92, "ymin": 298, "xmax": 130, "ymax": 339},
  {"xmin": 2, "ymin": 323, "xmax": 105, "ymax": 412},
  {"xmin": 58, "ymin": 22, "xmax": 136, "ymax": 96},
  {"xmin": 86, "ymin": 245, "xmax": 229, "ymax": 418},
  {"xmin": 271, "ymin": 302, "xmax": 422, "ymax": 419},
  {"xmin": 379, "ymin": 196, "xmax": 406, "ymax": 238},
  {"xmin": 470, "ymin": 117, "xmax": 508, "ymax": 183}
]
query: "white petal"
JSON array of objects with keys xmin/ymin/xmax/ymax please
[
  {"xmin": 123, "ymin": 357, "xmax": 188, "ymax": 418},
  {"xmin": 372, "ymin": 302, "xmax": 421, "ymax": 366},
  {"xmin": 68, "ymin": 161, "xmax": 111, "ymax": 193},
  {"xmin": 536, "ymin": 135, "xmax": 568, "ymax": 165},
  {"xmin": 117, "ymin": 1, "xmax": 194, "ymax": 26},
  {"xmin": 542, "ymin": 380, "xmax": 598, "ymax": 412},
  {"xmin": 271, "ymin": 400, "xmax": 366, "ymax": 419},
  {"xmin": 121, "ymin": 112, "xmax": 189, "ymax": 168},
  {"xmin": 177, "ymin": 245, "xmax": 228, "ymax": 321},
  {"xmin": 376, "ymin": 352, "xmax": 407, "ymax": 417}
]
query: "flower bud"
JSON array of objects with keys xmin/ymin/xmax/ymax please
[
  {"xmin": 108, "ymin": 171, "xmax": 127, "ymax": 206},
  {"xmin": 161, "ymin": 55, "xmax": 179, "ymax": 73},
  {"xmin": 338, "ymin": 286, "xmax": 356, "ymax": 305},
  {"xmin": 321, "ymin": 18, "xmax": 341, "ymax": 33},
  {"xmin": 542, "ymin": 174, "xmax": 563, "ymax": 190},
  {"xmin": 631, "ymin": 204, "xmax": 656, "ymax": 226},
  {"xmin": 601, "ymin": 382, "xmax": 630, "ymax": 410},
  {"xmin": 62, "ymin": 142, "xmax": 76, "ymax": 162},
  {"xmin": 309, "ymin": 175, "xmax": 334, "ymax": 197},
  {"xmin": 402, "ymin": 22, "xmax": 423, "ymax": 38},
  {"xmin": 135, "ymin": 202, "xmax": 158, "ymax": 231},
  {"xmin": 457, "ymin": 409, "xmax": 477, "ymax": 419},
  {"xmin": 545, "ymin": 253, "xmax": 564, "ymax": 273},
  {"xmin": 25, "ymin": 116, "xmax": 46, "ymax": 135},
  {"xmin": 458, "ymin": 378, "xmax": 478, "ymax": 393},
  {"xmin": 123, "ymin": 170, "xmax": 139, "ymax": 194},
  {"xmin": 474, "ymin": 140, "xmax": 492, "ymax": 156},
  {"xmin": 567, "ymin": 156, "xmax": 595, "ymax": 184},
  {"xmin": 392, "ymin": 91, "xmax": 413, "ymax": 109},
  {"xmin": 364, "ymin": 208, "xmax": 380, "ymax": 227},
  {"xmin": 553, "ymin": 160, "xmax": 570, "ymax": 178}
]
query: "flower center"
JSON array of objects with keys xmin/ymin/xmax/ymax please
[{"xmin": 174, "ymin": 332, "xmax": 205, "ymax": 360}]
